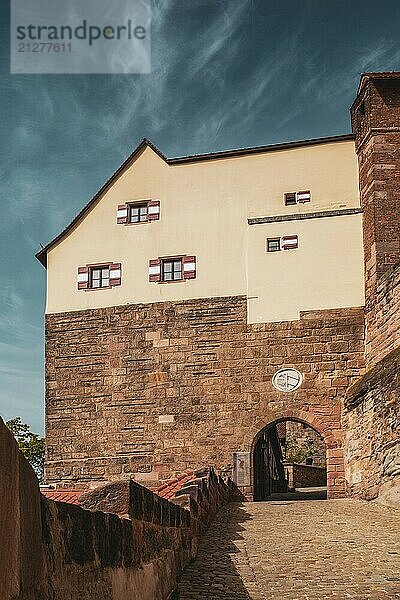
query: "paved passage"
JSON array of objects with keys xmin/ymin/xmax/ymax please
[{"xmin": 176, "ymin": 499, "xmax": 400, "ymax": 599}]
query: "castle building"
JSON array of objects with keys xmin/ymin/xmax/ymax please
[{"xmin": 37, "ymin": 72, "xmax": 400, "ymax": 501}]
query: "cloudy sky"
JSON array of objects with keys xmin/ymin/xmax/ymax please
[{"xmin": 1, "ymin": 0, "xmax": 400, "ymax": 435}]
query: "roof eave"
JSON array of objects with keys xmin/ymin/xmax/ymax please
[
  {"xmin": 35, "ymin": 138, "xmax": 167, "ymax": 268},
  {"xmin": 168, "ymin": 133, "xmax": 355, "ymax": 164}
]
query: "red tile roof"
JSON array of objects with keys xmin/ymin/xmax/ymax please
[
  {"xmin": 40, "ymin": 470, "xmax": 195, "ymax": 506},
  {"xmin": 154, "ymin": 470, "xmax": 195, "ymax": 500},
  {"xmin": 41, "ymin": 489, "xmax": 83, "ymax": 505}
]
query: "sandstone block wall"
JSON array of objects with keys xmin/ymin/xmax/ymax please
[
  {"xmin": 284, "ymin": 463, "xmax": 327, "ymax": 490},
  {"xmin": 365, "ymin": 263, "xmax": 400, "ymax": 367},
  {"xmin": 0, "ymin": 417, "xmax": 240, "ymax": 600},
  {"xmin": 343, "ymin": 347, "xmax": 400, "ymax": 504},
  {"xmin": 45, "ymin": 296, "xmax": 365, "ymax": 499}
]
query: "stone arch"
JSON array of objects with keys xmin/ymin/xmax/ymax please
[{"xmin": 248, "ymin": 408, "xmax": 345, "ymax": 500}]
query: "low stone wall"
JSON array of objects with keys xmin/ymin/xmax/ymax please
[
  {"xmin": 284, "ymin": 463, "xmax": 327, "ymax": 490},
  {"xmin": 343, "ymin": 347, "xmax": 400, "ymax": 506},
  {"xmin": 0, "ymin": 418, "xmax": 241, "ymax": 600},
  {"xmin": 79, "ymin": 468, "xmax": 243, "ymax": 556}
]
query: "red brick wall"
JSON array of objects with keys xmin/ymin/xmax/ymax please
[
  {"xmin": 45, "ymin": 297, "xmax": 365, "ymax": 499},
  {"xmin": 345, "ymin": 75, "xmax": 400, "ymax": 505},
  {"xmin": 351, "ymin": 77, "xmax": 400, "ymax": 304}
]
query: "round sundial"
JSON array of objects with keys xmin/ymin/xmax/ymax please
[{"xmin": 272, "ymin": 368, "xmax": 303, "ymax": 392}]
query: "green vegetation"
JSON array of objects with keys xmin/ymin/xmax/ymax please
[
  {"xmin": 284, "ymin": 435, "xmax": 317, "ymax": 464},
  {"xmin": 6, "ymin": 417, "xmax": 45, "ymax": 481}
]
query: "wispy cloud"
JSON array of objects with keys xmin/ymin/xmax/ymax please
[
  {"xmin": 0, "ymin": 287, "xmax": 43, "ymax": 433},
  {"xmin": 1, "ymin": 0, "xmax": 400, "ymax": 434}
]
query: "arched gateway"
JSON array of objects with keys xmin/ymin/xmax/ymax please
[{"xmin": 242, "ymin": 409, "xmax": 345, "ymax": 501}]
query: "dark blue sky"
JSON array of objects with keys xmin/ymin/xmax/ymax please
[{"xmin": 1, "ymin": 0, "xmax": 400, "ymax": 434}]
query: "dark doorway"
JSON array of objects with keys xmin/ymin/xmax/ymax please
[
  {"xmin": 253, "ymin": 420, "xmax": 327, "ymax": 501},
  {"xmin": 253, "ymin": 424, "xmax": 288, "ymax": 500}
]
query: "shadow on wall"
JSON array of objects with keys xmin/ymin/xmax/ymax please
[
  {"xmin": 0, "ymin": 417, "xmax": 243, "ymax": 600},
  {"xmin": 174, "ymin": 503, "xmax": 253, "ymax": 600}
]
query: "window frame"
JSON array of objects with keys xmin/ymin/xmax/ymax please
[
  {"xmin": 128, "ymin": 201, "xmax": 149, "ymax": 224},
  {"xmin": 89, "ymin": 263, "xmax": 112, "ymax": 290},
  {"xmin": 161, "ymin": 256, "xmax": 184, "ymax": 282},
  {"xmin": 284, "ymin": 192, "xmax": 297, "ymax": 206},
  {"xmin": 266, "ymin": 238, "xmax": 281, "ymax": 253},
  {"xmin": 87, "ymin": 263, "xmax": 112, "ymax": 290}
]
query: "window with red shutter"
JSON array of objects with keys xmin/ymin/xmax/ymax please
[
  {"xmin": 109, "ymin": 263, "xmax": 122, "ymax": 286},
  {"xmin": 266, "ymin": 238, "xmax": 281, "ymax": 252},
  {"xmin": 149, "ymin": 258, "xmax": 161, "ymax": 282},
  {"xmin": 162, "ymin": 258, "xmax": 183, "ymax": 281},
  {"xmin": 149, "ymin": 255, "xmax": 196, "ymax": 283},
  {"xmin": 77, "ymin": 266, "xmax": 89, "ymax": 289},
  {"xmin": 283, "ymin": 190, "xmax": 311, "ymax": 205},
  {"xmin": 77, "ymin": 263, "xmax": 122, "ymax": 290},
  {"xmin": 117, "ymin": 200, "xmax": 160, "ymax": 224},
  {"xmin": 296, "ymin": 190, "xmax": 311, "ymax": 203},
  {"xmin": 281, "ymin": 235, "xmax": 298, "ymax": 250},
  {"xmin": 90, "ymin": 266, "xmax": 110, "ymax": 288},
  {"xmin": 183, "ymin": 255, "xmax": 196, "ymax": 279},
  {"xmin": 129, "ymin": 203, "xmax": 148, "ymax": 223},
  {"xmin": 117, "ymin": 204, "xmax": 128, "ymax": 224}
]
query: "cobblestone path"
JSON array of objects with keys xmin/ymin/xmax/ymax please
[{"xmin": 176, "ymin": 499, "xmax": 400, "ymax": 599}]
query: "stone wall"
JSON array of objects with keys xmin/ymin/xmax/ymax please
[
  {"xmin": 45, "ymin": 296, "xmax": 365, "ymax": 499},
  {"xmin": 0, "ymin": 416, "xmax": 43, "ymax": 600},
  {"xmin": 365, "ymin": 263, "xmax": 400, "ymax": 367},
  {"xmin": 0, "ymin": 417, "xmax": 240, "ymax": 600},
  {"xmin": 345, "ymin": 74, "xmax": 400, "ymax": 508},
  {"xmin": 343, "ymin": 264, "xmax": 400, "ymax": 507},
  {"xmin": 343, "ymin": 347, "xmax": 400, "ymax": 505},
  {"xmin": 79, "ymin": 468, "xmax": 243, "ymax": 550},
  {"xmin": 284, "ymin": 463, "xmax": 327, "ymax": 490},
  {"xmin": 351, "ymin": 76, "xmax": 400, "ymax": 303}
]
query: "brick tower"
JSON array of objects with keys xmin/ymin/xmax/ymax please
[{"xmin": 351, "ymin": 73, "xmax": 400, "ymax": 309}]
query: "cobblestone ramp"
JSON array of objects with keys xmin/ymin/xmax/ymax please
[{"xmin": 176, "ymin": 500, "xmax": 400, "ymax": 599}]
